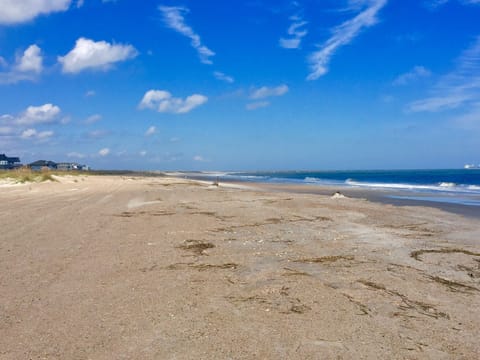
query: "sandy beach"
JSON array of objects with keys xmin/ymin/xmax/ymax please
[{"xmin": 1, "ymin": 174, "xmax": 479, "ymax": 359}]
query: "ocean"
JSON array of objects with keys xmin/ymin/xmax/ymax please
[{"xmin": 190, "ymin": 169, "xmax": 480, "ymax": 213}]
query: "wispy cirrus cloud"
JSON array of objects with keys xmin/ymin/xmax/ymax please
[
  {"xmin": 58, "ymin": 38, "xmax": 138, "ymax": 73},
  {"xmin": 279, "ymin": 2, "xmax": 308, "ymax": 50},
  {"xmin": 407, "ymin": 36, "xmax": 480, "ymax": 113},
  {"xmin": 139, "ymin": 90, "xmax": 208, "ymax": 114},
  {"xmin": 214, "ymin": 71, "xmax": 234, "ymax": 83},
  {"xmin": 427, "ymin": 0, "xmax": 480, "ymax": 9},
  {"xmin": 84, "ymin": 114, "xmax": 102, "ymax": 124},
  {"xmin": 246, "ymin": 101, "xmax": 270, "ymax": 111},
  {"xmin": 246, "ymin": 84, "xmax": 289, "ymax": 110},
  {"xmin": 0, "ymin": 0, "xmax": 71, "ymax": 25},
  {"xmin": 250, "ymin": 84, "xmax": 289, "ymax": 99},
  {"xmin": 307, "ymin": 0, "xmax": 387, "ymax": 80},
  {"xmin": 0, "ymin": 44, "xmax": 43, "ymax": 84},
  {"xmin": 393, "ymin": 66, "xmax": 431, "ymax": 86},
  {"xmin": 159, "ymin": 5, "xmax": 215, "ymax": 65}
]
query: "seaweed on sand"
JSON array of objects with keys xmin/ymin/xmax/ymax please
[
  {"xmin": 178, "ymin": 240, "xmax": 215, "ymax": 255},
  {"xmin": 358, "ymin": 280, "xmax": 449, "ymax": 319},
  {"xmin": 192, "ymin": 263, "xmax": 238, "ymax": 270},
  {"xmin": 427, "ymin": 275, "xmax": 479, "ymax": 293},
  {"xmin": 411, "ymin": 248, "xmax": 480, "ymax": 261},
  {"xmin": 293, "ymin": 255, "xmax": 354, "ymax": 264}
]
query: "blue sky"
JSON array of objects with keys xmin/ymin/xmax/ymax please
[{"xmin": 1, "ymin": 0, "xmax": 480, "ymax": 170}]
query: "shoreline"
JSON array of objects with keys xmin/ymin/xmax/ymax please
[
  {"xmin": 174, "ymin": 174, "xmax": 480, "ymax": 219},
  {"xmin": 249, "ymin": 182, "xmax": 480, "ymax": 219}
]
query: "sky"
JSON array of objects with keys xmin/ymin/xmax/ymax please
[{"xmin": 0, "ymin": 0, "xmax": 480, "ymax": 171}]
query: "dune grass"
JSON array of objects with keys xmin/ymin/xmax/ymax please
[{"xmin": 0, "ymin": 168, "xmax": 87, "ymax": 184}]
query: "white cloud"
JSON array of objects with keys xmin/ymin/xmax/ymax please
[
  {"xmin": 58, "ymin": 37, "xmax": 138, "ymax": 74},
  {"xmin": 307, "ymin": 0, "xmax": 387, "ymax": 80},
  {"xmin": 85, "ymin": 90, "xmax": 96, "ymax": 97},
  {"xmin": 76, "ymin": 0, "xmax": 84, "ymax": 8},
  {"xmin": 159, "ymin": 5, "xmax": 215, "ymax": 64},
  {"xmin": 20, "ymin": 128, "xmax": 37, "ymax": 139},
  {"xmin": 139, "ymin": 90, "xmax": 208, "ymax": 114},
  {"xmin": 145, "ymin": 126, "xmax": 156, "ymax": 136},
  {"xmin": 140, "ymin": 150, "xmax": 147, "ymax": 157},
  {"xmin": 393, "ymin": 65, "xmax": 431, "ymax": 86},
  {"xmin": 250, "ymin": 84, "xmax": 289, "ymax": 99},
  {"xmin": 85, "ymin": 114, "xmax": 102, "ymax": 124},
  {"xmin": 15, "ymin": 104, "xmax": 61, "ymax": 125},
  {"xmin": 15, "ymin": 45, "xmax": 43, "ymax": 73},
  {"xmin": 0, "ymin": 44, "xmax": 44, "ymax": 84},
  {"xmin": 214, "ymin": 71, "xmax": 234, "ymax": 83},
  {"xmin": 0, "ymin": 0, "xmax": 71, "ymax": 25},
  {"xmin": 20, "ymin": 128, "xmax": 54, "ymax": 140},
  {"xmin": 246, "ymin": 101, "xmax": 270, "ymax": 110},
  {"xmin": 98, "ymin": 148, "xmax": 110, "ymax": 156},
  {"xmin": 408, "ymin": 36, "xmax": 480, "ymax": 113},
  {"xmin": 279, "ymin": 15, "xmax": 308, "ymax": 49}
]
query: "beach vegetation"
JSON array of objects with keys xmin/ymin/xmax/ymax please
[{"xmin": 0, "ymin": 167, "xmax": 62, "ymax": 183}]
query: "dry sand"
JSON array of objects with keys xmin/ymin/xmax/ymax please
[{"xmin": 1, "ymin": 174, "xmax": 479, "ymax": 359}]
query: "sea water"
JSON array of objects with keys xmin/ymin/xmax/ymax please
[{"xmin": 197, "ymin": 169, "xmax": 480, "ymax": 208}]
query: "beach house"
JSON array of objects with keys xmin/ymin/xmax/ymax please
[
  {"xmin": 57, "ymin": 162, "xmax": 90, "ymax": 171},
  {"xmin": 0, "ymin": 154, "xmax": 21, "ymax": 169},
  {"xmin": 28, "ymin": 160, "xmax": 57, "ymax": 171}
]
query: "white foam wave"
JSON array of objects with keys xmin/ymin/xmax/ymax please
[
  {"xmin": 345, "ymin": 179, "xmax": 480, "ymax": 194},
  {"xmin": 304, "ymin": 177, "xmax": 322, "ymax": 183},
  {"xmin": 200, "ymin": 172, "xmax": 230, "ymax": 177},
  {"xmin": 438, "ymin": 182, "xmax": 456, "ymax": 188}
]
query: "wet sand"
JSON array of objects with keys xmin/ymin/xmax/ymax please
[
  {"xmin": 243, "ymin": 182, "xmax": 480, "ymax": 219},
  {"xmin": 1, "ymin": 174, "xmax": 479, "ymax": 359}
]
